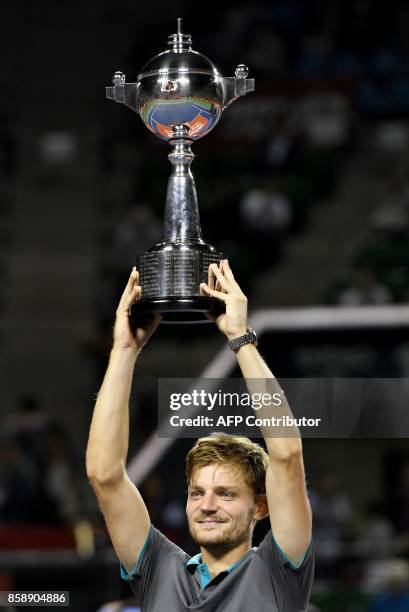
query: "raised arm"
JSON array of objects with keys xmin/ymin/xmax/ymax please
[
  {"xmin": 200, "ymin": 260, "xmax": 312, "ymax": 566},
  {"xmin": 86, "ymin": 268, "xmax": 161, "ymax": 572}
]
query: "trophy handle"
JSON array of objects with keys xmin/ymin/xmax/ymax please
[
  {"xmin": 106, "ymin": 72, "xmax": 139, "ymax": 113},
  {"xmin": 221, "ymin": 65, "xmax": 254, "ymax": 109}
]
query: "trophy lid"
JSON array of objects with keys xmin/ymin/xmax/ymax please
[{"xmin": 138, "ymin": 18, "xmax": 220, "ymax": 81}]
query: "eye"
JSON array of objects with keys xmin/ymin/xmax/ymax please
[
  {"xmin": 189, "ymin": 490, "xmax": 202, "ymax": 499},
  {"xmin": 220, "ymin": 491, "xmax": 234, "ymax": 499}
]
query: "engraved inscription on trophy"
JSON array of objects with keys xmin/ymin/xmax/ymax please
[
  {"xmin": 139, "ymin": 252, "xmax": 160, "ymax": 296},
  {"xmin": 173, "ymin": 252, "xmax": 198, "ymax": 296},
  {"xmin": 106, "ymin": 18, "xmax": 254, "ymax": 323}
]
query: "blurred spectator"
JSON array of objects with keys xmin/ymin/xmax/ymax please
[
  {"xmin": 39, "ymin": 131, "xmax": 77, "ymax": 165},
  {"xmin": 311, "ymin": 559, "xmax": 369, "ymax": 612},
  {"xmin": 43, "ymin": 425, "xmax": 85, "ymax": 523},
  {"xmin": 240, "ymin": 174, "xmax": 292, "ymax": 264},
  {"xmin": 300, "ymin": 94, "xmax": 352, "ymax": 148},
  {"xmin": 370, "ymin": 199, "xmax": 409, "ymax": 236},
  {"xmin": 0, "ymin": 436, "xmax": 60, "ymax": 523},
  {"xmin": 240, "ymin": 176, "xmax": 292, "ymax": 234},
  {"xmin": 162, "ymin": 499, "xmax": 185, "ymax": 530},
  {"xmin": 370, "ymin": 169, "xmax": 409, "ymax": 236},
  {"xmin": 354, "ymin": 501, "xmax": 397, "ymax": 560},
  {"xmin": 309, "ymin": 470, "xmax": 354, "ymax": 576},
  {"xmin": 368, "ymin": 559, "xmax": 409, "ymax": 611},
  {"xmin": 337, "ymin": 267, "xmax": 393, "ymax": 306},
  {"xmin": 0, "ymin": 397, "xmax": 86, "ymax": 524},
  {"xmin": 3, "ymin": 396, "xmax": 57, "ymax": 468},
  {"xmin": 373, "ymin": 122, "xmax": 409, "ymax": 156},
  {"xmin": 265, "ymin": 120, "xmax": 300, "ymax": 172},
  {"xmin": 354, "ymin": 501, "xmax": 402, "ymax": 593}
]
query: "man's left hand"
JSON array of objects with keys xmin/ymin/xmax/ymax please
[{"xmin": 200, "ymin": 260, "xmax": 248, "ymax": 340}]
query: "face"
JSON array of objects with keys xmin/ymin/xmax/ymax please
[{"xmin": 186, "ymin": 463, "xmax": 264, "ymax": 551}]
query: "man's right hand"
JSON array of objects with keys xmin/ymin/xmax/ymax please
[{"xmin": 113, "ymin": 267, "xmax": 161, "ymax": 353}]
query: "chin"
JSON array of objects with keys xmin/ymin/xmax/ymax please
[
  {"xmin": 189, "ymin": 523, "xmax": 246, "ymax": 549},
  {"xmin": 192, "ymin": 534, "xmax": 232, "ymax": 548},
  {"xmin": 190, "ymin": 524, "xmax": 228, "ymax": 546}
]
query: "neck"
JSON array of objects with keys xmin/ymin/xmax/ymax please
[{"xmin": 200, "ymin": 539, "xmax": 251, "ymax": 577}]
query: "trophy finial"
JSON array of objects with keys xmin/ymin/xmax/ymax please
[
  {"xmin": 112, "ymin": 71, "xmax": 125, "ymax": 86},
  {"xmin": 168, "ymin": 18, "xmax": 191, "ymax": 50},
  {"xmin": 235, "ymin": 64, "xmax": 249, "ymax": 79}
]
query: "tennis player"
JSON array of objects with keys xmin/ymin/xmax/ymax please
[{"xmin": 86, "ymin": 260, "xmax": 314, "ymax": 611}]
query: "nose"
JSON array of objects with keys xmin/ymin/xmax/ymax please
[{"xmin": 200, "ymin": 492, "xmax": 218, "ymax": 514}]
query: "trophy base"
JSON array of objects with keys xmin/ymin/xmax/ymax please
[
  {"xmin": 135, "ymin": 239, "xmax": 225, "ymax": 324},
  {"xmin": 132, "ymin": 296, "xmax": 224, "ymax": 324}
]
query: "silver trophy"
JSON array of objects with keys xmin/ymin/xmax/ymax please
[{"xmin": 106, "ymin": 19, "xmax": 254, "ymax": 323}]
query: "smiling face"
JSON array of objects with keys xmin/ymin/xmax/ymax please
[{"xmin": 186, "ymin": 463, "xmax": 266, "ymax": 552}]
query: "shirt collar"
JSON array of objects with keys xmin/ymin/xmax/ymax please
[
  {"xmin": 186, "ymin": 553, "xmax": 202, "ymax": 573},
  {"xmin": 185, "ymin": 549, "xmax": 253, "ymax": 574}
]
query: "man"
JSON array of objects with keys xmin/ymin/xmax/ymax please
[{"xmin": 86, "ymin": 260, "xmax": 314, "ymax": 611}]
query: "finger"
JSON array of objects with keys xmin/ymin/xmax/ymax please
[
  {"xmin": 135, "ymin": 285, "xmax": 142, "ymax": 302},
  {"xmin": 218, "ymin": 261, "xmax": 227, "ymax": 293},
  {"xmin": 215, "ymin": 261, "xmax": 225, "ymax": 293},
  {"xmin": 208, "ymin": 264, "xmax": 216, "ymax": 290},
  {"xmin": 210, "ymin": 264, "xmax": 231, "ymax": 292},
  {"xmin": 222, "ymin": 259, "xmax": 241, "ymax": 291},
  {"xmin": 200, "ymin": 283, "xmax": 228, "ymax": 302},
  {"xmin": 121, "ymin": 284, "xmax": 141, "ymax": 315},
  {"xmin": 118, "ymin": 267, "xmax": 139, "ymax": 309},
  {"xmin": 215, "ymin": 276, "xmax": 221, "ymax": 292}
]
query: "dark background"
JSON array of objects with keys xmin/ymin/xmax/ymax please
[{"xmin": 1, "ymin": 1, "xmax": 409, "ymax": 610}]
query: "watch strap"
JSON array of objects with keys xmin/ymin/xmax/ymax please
[{"xmin": 228, "ymin": 328, "xmax": 257, "ymax": 351}]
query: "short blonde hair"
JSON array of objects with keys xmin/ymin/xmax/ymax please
[{"xmin": 186, "ymin": 432, "xmax": 269, "ymax": 496}]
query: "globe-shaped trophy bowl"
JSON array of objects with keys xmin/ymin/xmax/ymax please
[{"xmin": 136, "ymin": 47, "xmax": 225, "ymax": 141}]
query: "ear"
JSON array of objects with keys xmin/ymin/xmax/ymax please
[{"xmin": 253, "ymin": 493, "xmax": 269, "ymax": 521}]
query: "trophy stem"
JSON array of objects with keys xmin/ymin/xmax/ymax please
[{"xmin": 164, "ymin": 124, "xmax": 203, "ymax": 242}]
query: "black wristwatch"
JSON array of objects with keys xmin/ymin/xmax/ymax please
[{"xmin": 228, "ymin": 328, "xmax": 258, "ymax": 352}]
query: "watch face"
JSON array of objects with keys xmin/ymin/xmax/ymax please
[{"xmin": 248, "ymin": 328, "xmax": 258, "ymax": 346}]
